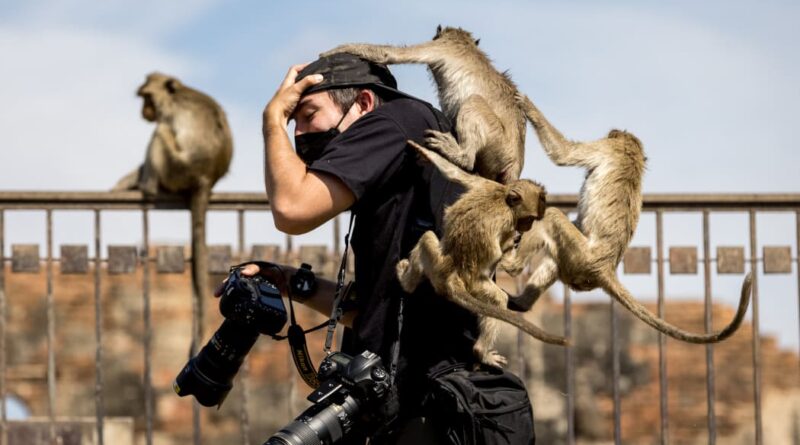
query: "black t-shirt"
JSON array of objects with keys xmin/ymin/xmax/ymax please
[{"xmin": 308, "ymin": 98, "xmax": 480, "ymax": 413}]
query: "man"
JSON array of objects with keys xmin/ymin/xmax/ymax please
[{"xmin": 248, "ymin": 54, "xmax": 482, "ymax": 442}]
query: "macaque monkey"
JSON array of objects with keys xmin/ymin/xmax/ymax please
[
  {"xmin": 113, "ymin": 72, "xmax": 233, "ymax": 347},
  {"xmin": 503, "ymin": 93, "xmax": 752, "ymax": 344},
  {"xmin": 396, "ymin": 142, "xmax": 567, "ymax": 368},
  {"xmin": 322, "ymin": 25, "xmax": 527, "ymax": 184}
]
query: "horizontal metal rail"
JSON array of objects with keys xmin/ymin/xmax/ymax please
[{"xmin": 0, "ymin": 191, "xmax": 799, "ymax": 211}]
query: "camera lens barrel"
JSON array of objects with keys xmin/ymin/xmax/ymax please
[
  {"xmin": 264, "ymin": 395, "xmax": 359, "ymax": 445},
  {"xmin": 174, "ymin": 319, "xmax": 259, "ymax": 407}
]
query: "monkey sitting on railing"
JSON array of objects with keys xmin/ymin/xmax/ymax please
[{"xmin": 113, "ymin": 72, "xmax": 233, "ymax": 346}]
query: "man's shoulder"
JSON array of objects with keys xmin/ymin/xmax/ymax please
[{"xmin": 371, "ymin": 98, "xmax": 445, "ymax": 134}]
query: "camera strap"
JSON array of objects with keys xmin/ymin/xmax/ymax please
[
  {"xmin": 324, "ymin": 212, "xmax": 356, "ymax": 354},
  {"xmin": 284, "ymin": 284, "xmax": 323, "ymax": 388}
]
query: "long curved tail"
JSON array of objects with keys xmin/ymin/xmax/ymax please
[
  {"xmin": 600, "ymin": 271, "xmax": 752, "ymax": 344},
  {"xmin": 444, "ymin": 274, "xmax": 568, "ymax": 346}
]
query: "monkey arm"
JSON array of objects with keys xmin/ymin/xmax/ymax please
[
  {"xmin": 407, "ymin": 140, "xmax": 484, "ymax": 190},
  {"xmin": 516, "ymin": 93, "xmax": 604, "ymax": 169},
  {"xmin": 320, "ymin": 41, "xmax": 443, "ymax": 65}
]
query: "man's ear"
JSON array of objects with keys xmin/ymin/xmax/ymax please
[{"xmin": 355, "ymin": 89, "xmax": 376, "ymax": 116}]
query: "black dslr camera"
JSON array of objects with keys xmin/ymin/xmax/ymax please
[
  {"xmin": 173, "ymin": 266, "xmax": 288, "ymax": 407},
  {"xmin": 265, "ymin": 350, "xmax": 391, "ymax": 445}
]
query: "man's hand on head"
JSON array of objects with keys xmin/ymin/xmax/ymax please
[{"xmin": 264, "ymin": 63, "xmax": 323, "ymax": 129}]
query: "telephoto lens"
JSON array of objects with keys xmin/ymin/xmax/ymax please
[
  {"xmin": 174, "ymin": 265, "xmax": 289, "ymax": 407},
  {"xmin": 264, "ymin": 396, "xmax": 360, "ymax": 445},
  {"xmin": 173, "ymin": 319, "xmax": 259, "ymax": 407}
]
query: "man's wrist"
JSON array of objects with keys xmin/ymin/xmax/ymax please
[
  {"xmin": 263, "ymin": 105, "xmax": 288, "ymax": 130},
  {"xmin": 263, "ymin": 114, "xmax": 286, "ymax": 133}
]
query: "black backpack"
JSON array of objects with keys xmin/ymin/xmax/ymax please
[{"xmin": 424, "ymin": 364, "xmax": 536, "ymax": 445}]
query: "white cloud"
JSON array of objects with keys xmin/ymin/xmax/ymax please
[{"xmin": 0, "ymin": 25, "xmax": 194, "ymax": 190}]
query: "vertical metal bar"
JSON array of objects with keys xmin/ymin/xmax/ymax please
[
  {"xmin": 656, "ymin": 211, "xmax": 669, "ymax": 445},
  {"xmin": 611, "ymin": 299, "xmax": 621, "ymax": 445},
  {"xmin": 94, "ymin": 210, "xmax": 105, "ymax": 445},
  {"xmin": 189, "ymin": 215, "xmax": 202, "ymax": 445},
  {"xmin": 702, "ymin": 210, "xmax": 716, "ymax": 444},
  {"xmin": 46, "ymin": 209, "xmax": 57, "ymax": 443},
  {"xmin": 238, "ymin": 209, "xmax": 246, "ymax": 263},
  {"xmin": 0, "ymin": 210, "xmax": 6, "ymax": 445},
  {"xmin": 749, "ymin": 210, "xmax": 763, "ymax": 444},
  {"xmin": 142, "ymin": 209, "xmax": 154, "ymax": 445},
  {"xmin": 286, "ymin": 234, "xmax": 293, "ymax": 263},
  {"xmin": 237, "ymin": 209, "xmax": 251, "ymax": 445},
  {"xmin": 796, "ymin": 210, "xmax": 800, "ymax": 373},
  {"xmin": 564, "ymin": 285, "xmax": 575, "ymax": 445}
]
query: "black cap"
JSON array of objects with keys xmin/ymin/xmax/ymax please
[{"xmin": 296, "ymin": 53, "xmax": 417, "ymax": 100}]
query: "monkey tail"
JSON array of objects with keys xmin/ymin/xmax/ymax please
[
  {"xmin": 189, "ymin": 182, "xmax": 211, "ymax": 352},
  {"xmin": 599, "ymin": 271, "xmax": 752, "ymax": 344},
  {"xmin": 444, "ymin": 274, "xmax": 569, "ymax": 346}
]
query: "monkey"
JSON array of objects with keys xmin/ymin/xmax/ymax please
[
  {"xmin": 113, "ymin": 72, "xmax": 233, "ymax": 350},
  {"xmin": 500, "ymin": 93, "xmax": 752, "ymax": 344},
  {"xmin": 396, "ymin": 141, "xmax": 567, "ymax": 368},
  {"xmin": 321, "ymin": 25, "xmax": 527, "ymax": 184}
]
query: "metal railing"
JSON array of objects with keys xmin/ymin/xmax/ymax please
[{"xmin": 0, "ymin": 191, "xmax": 798, "ymax": 445}]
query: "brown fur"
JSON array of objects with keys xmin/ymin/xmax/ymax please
[
  {"xmin": 113, "ymin": 73, "xmax": 233, "ymax": 349},
  {"xmin": 503, "ymin": 93, "xmax": 751, "ymax": 344},
  {"xmin": 396, "ymin": 141, "xmax": 566, "ymax": 368},
  {"xmin": 321, "ymin": 25, "xmax": 526, "ymax": 184}
]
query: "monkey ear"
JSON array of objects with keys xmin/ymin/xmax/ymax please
[
  {"xmin": 505, "ymin": 189, "xmax": 522, "ymax": 207},
  {"xmin": 474, "ymin": 38, "xmax": 480, "ymax": 46}
]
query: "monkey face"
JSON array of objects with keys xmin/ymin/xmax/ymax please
[
  {"xmin": 506, "ymin": 180, "xmax": 547, "ymax": 233},
  {"xmin": 137, "ymin": 72, "xmax": 180, "ymax": 122},
  {"xmin": 140, "ymin": 95, "xmax": 157, "ymax": 121}
]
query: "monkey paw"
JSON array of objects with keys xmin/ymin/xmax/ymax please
[
  {"xmin": 320, "ymin": 45, "xmax": 354, "ymax": 58},
  {"xmin": 396, "ymin": 259, "xmax": 420, "ymax": 293},
  {"xmin": 483, "ymin": 350, "xmax": 508, "ymax": 369},
  {"xmin": 424, "ymin": 130, "xmax": 472, "ymax": 170},
  {"xmin": 396, "ymin": 258, "xmax": 410, "ymax": 276}
]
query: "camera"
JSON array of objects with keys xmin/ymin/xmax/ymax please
[
  {"xmin": 173, "ymin": 267, "xmax": 288, "ymax": 407},
  {"xmin": 265, "ymin": 350, "xmax": 391, "ymax": 445}
]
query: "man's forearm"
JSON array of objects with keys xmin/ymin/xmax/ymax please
[{"xmin": 263, "ymin": 121, "xmax": 307, "ymax": 213}]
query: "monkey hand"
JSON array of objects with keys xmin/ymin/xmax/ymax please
[
  {"xmin": 264, "ymin": 64, "xmax": 324, "ymax": 128},
  {"xmin": 319, "ymin": 44, "xmax": 387, "ymax": 63}
]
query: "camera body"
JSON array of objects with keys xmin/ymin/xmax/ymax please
[
  {"xmin": 173, "ymin": 266, "xmax": 288, "ymax": 407},
  {"xmin": 265, "ymin": 350, "xmax": 391, "ymax": 445},
  {"xmin": 219, "ymin": 267, "xmax": 288, "ymax": 335}
]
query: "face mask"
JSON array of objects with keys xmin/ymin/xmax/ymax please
[{"xmin": 295, "ymin": 103, "xmax": 352, "ymax": 165}]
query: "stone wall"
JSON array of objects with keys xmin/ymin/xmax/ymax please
[{"xmin": 3, "ymin": 264, "xmax": 798, "ymax": 444}]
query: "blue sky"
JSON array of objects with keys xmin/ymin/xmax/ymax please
[{"xmin": 0, "ymin": 1, "xmax": 798, "ymax": 348}]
